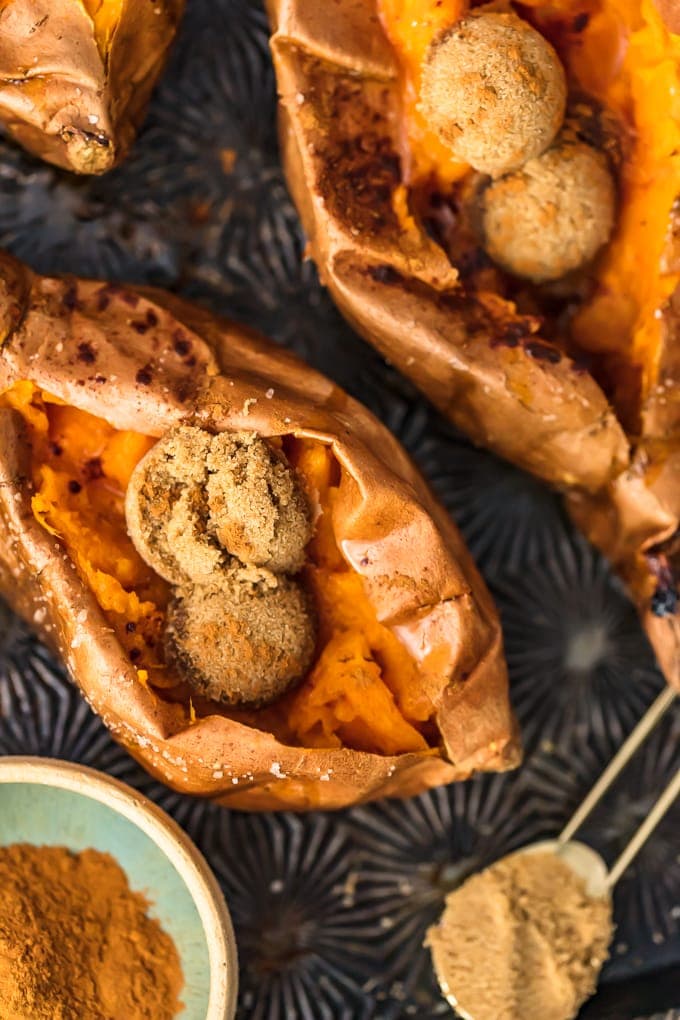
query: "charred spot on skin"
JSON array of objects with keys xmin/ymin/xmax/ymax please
[
  {"xmin": 136, "ymin": 367, "xmax": 153, "ymax": 386},
  {"xmin": 456, "ymin": 247, "xmax": 493, "ymax": 281},
  {"xmin": 68, "ymin": 480, "xmax": 82, "ymax": 495},
  {"xmin": 490, "ymin": 321, "xmax": 532, "ymax": 350},
  {"xmin": 83, "ymin": 457, "xmax": 103, "ymax": 482},
  {"xmin": 571, "ymin": 359, "xmax": 591, "ymax": 376},
  {"xmin": 95, "ymin": 284, "xmax": 119, "ymax": 312},
  {"xmin": 62, "ymin": 127, "xmax": 111, "ymax": 151},
  {"xmin": 132, "ymin": 309, "xmax": 160, "ymax": 334},
  {"xmin": 173, "ymin": 332, "xmax": 192, "ymax": 357},
  {"xmin": 439, "ymin": 290, "xmax": 491, "ymax": 323},
  {"xmin": 49, "ymin": 442, "xmax": 63, "ymax": 457},
  {"xmin": 62, "ymin": 285, "xmax": 78, "ymax": 311},
  {"xmin": 77, "ymin": 342, "xmax": 96, "ymax": 365},
  {"xmin": 563, "ymin": 95, "xmax": 626, "ymax": 175},
  {"xmin": 176, "ymin": 382, "xmax": 192, "ymax": 405},
  {"xmin": 368, "ymin": 264, "xmax": 403, "ymax": 285},
  {"xmin": 28, "ymin": 13, "xmax": 49, "ymax": 33},
  {"xmin": 525, "ymin": 341, "xmax": 562, "ymax": 364}
]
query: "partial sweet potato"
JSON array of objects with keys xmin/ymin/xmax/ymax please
[
  {"xmin": 268, "ymin": 0, "xmax": 680, "ymax": 689},
  {"xmin": 0, "ymin": 250, "xmax": 519, "ymax": 810},
  {"xmin": 0, "ymin": 0, "xmax": 184, "ymax": 173}
]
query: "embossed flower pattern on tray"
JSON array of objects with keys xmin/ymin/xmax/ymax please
[{"xmin": 0, "ymin": 1, "xmax": 679, "ymax": 1017}]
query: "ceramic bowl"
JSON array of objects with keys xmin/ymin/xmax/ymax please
[{"xmin": 0, "ymin": 756, "xmax": 238, "ymax": 1019}]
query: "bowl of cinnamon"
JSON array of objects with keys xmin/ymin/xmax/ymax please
[{"xmin": 0, "ymin": 756, "xmax": 237, "ymax": 1019}]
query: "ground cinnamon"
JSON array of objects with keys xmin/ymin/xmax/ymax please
[{"xmin": 0, "ymin": 843, "xmax": 183, "ymax": 1020}]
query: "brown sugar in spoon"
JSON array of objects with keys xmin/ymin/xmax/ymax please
[{"xmin": 428, "ymin": 686, "xmax": 678, "ymax": 1020}]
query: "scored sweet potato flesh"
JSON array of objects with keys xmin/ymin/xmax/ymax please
[{"xmin": 0, "ymin": 382, "xmax": 433, "ymax": 756}]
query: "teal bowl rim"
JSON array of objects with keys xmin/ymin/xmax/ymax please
[{"xmin": 0, "ymin": 756, "xmax": 238, "ymax": 1019}]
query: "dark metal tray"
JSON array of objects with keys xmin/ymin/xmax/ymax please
[{"xmin": 0, "ymin": 2, "xmax": 678, "ymax": 1016}]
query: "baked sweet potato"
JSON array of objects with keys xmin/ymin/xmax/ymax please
[
  {"xmin": 0, "ymin": 0, "xmax": 184, "ymax": 173},
  {"xmin": 268, "ymin": 0, "xmax": 680, "ymax": 689},
  {"xmin": 0, "ymin": 250, "xmax": 518, "ymax": 810}
]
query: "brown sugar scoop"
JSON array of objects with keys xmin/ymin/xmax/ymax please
[{"xmin": 429, "ymin": 686, "xmax": 679, "ymax": 1019}]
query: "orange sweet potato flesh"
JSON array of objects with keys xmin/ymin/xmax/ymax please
[
  {"xmin": 0, "ymin": 250, "xmax": 518, "ymax": 810},
  {"xmin": 0, "ymin": 382, "xmax": 430, "ymax": 755},
  {"xmin": 268, "ymin": 0, "xmax": 680, "ymax": 690},
  {"xmin": 0, "ymin": 0, "xmax": 184, "ymax": 173}
]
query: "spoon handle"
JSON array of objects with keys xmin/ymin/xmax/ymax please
[
  {"xmin": 558, "ymin": 686, "xmax": 676, "ymax": 845},
  {"xmin": 606, "ymin": 764, "xmax": 680, "ymax": 888}
]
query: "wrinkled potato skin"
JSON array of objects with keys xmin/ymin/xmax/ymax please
[
  {"xmin": 0, "ymin": 250, "xmax": 519, "ymax": 810},
  {"xmin": 268, "ymin": 0, "xmax": 627, "ymax": 493},
  {"xmin": 267, "ymin": 0, "xmax": 680, "ymax": 691},
  {"xmin": 0, "ymin": 0, "xmax": 185, "ymax": 174}
]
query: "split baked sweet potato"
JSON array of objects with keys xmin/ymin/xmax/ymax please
[
  {"xmin": 0, "ymin": 250, "xmax": 518, "ymax": 810},
  {"xmin": 268, "ymin": 0, "xmax": 680, "ymax": 689},
  {"xmin": 0, "ymin": 0, "xmax": 184, "ymax": 173}
]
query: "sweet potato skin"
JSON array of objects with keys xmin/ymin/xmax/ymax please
[
  {"xmin": 268, "ymin": 0, "xmax": 680, "ymax": 691},
  {"xmin": 0, "ymin": 0, "xmax": 184, "ymax": 174},
  {"xmin": 0, "ymin": 250, "xmax": 519, "ymax": 810},
  {"xmin": 268, "ymin": 3, "xmax": 628, "ymax": 492}
]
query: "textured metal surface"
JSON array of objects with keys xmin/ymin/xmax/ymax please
[{"xmin": 0, "ymin": 1, "xmax": 678, "ymax": 1017}]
